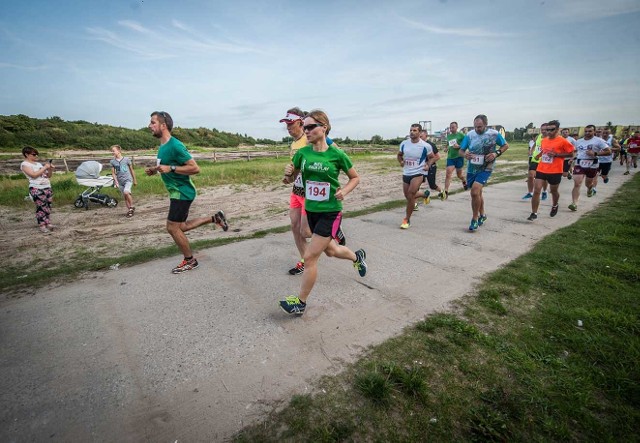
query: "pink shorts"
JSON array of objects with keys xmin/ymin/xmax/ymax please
[{"xmin": 289, "ymin": 193, "xmax": 306, "ymax": 215}]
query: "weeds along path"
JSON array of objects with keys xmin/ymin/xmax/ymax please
[{"xmin": 1, "ymin": 159, "xmax": 525, "ymax": 296}]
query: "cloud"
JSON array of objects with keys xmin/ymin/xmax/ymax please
[
  {"xmin": 399, "ymin": 16, "xmax": 514, "ymax": 38},
  {"xmin": 0, "ymin": 62, "xmax": 48, "ymax": 70},
  {"xmin": 86, "ymin": 19, "xmax": 268, "ymax": 60},
  {"xmin": 551, "ymin": 0, "xmax": 640, "ymax": 20}
]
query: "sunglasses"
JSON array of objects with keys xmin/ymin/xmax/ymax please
[
  {"xmin": 546, "ymin": 127, "xmax": 557, "ymax": 131},
  {"xmin": 303, "ymin": 123, "xmax": 324, "ymax": 132}
]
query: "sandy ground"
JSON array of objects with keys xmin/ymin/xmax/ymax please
[{"xmin": 3, "ymin": 158, "xmax": 622, "ymax": 443}]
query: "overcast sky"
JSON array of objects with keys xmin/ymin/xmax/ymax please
[{"xmin": 2, "ymin": 0, "xmax": 639, "ymax": 141}]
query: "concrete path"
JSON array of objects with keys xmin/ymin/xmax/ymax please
[{"xmin": 0, "ymin": 166, "xmax": 633, "ymax": 442}]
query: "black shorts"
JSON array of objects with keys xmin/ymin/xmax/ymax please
[
  {"xmin": 598, "ymin": 162, "xmax": 612, "ymax": 175},
  {"xmin": 535, "ymin": 171, "xmax": 562, "ymax": 185},
  {"xmin": 402, "ymin": 174, "xmax": 425, "ymax": 185},
  {"xmin": 528, "ymin": 159, "xmax": 539, "ymax": 171},
  {"xmin": 168, "ymin": 199, "xmax": 193, "ymax": 223},
  {"xmin": 563, "ymin": 158, "xmax": 573, "ymax": 172},
  {"xmin": 306, "ymin": 211, "xmax": 342, "ymax": 238}
]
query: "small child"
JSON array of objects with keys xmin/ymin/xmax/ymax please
[{"xmin": 110, "ymin": 145, "xmax": 137, "ymax": 217}]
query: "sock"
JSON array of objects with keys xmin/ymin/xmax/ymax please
[
  {"xmin": 300, "ymin": 258, "xmax": 304, "ymax": 264},
  {"xmin": 185, "ymin": 256, "xmax": 193, "ymax": 261}
]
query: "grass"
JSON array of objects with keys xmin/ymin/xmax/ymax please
[{"xmin": 234, "ymin": 174, "xmax": 640, "ymax": 442}]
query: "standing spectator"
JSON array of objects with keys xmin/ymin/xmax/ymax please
[
  {"xmin": 110, "ymin": 145, "xmax": 138, "ymax": 217},
  {"xmin": 20, "ymin": 146, "xmax": 55, "ymax": 234}
]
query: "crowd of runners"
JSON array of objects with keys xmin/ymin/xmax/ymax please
[{"xmin": 19, "ymin": 110, "xmax": 638, "ymax": 316}]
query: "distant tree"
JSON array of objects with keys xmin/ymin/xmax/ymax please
[{"xmin": 370, "ymin": 135, "xmax": 383, "ymax": 144}]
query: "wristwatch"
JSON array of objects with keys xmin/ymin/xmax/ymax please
[{"xmin": 170, "ymin": 165, "xmax": 177, "ymax": 172}]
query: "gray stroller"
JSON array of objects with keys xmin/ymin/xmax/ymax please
[{"xmin": 73, "ymin": 161, "xmax": 118, "ymax": 209}]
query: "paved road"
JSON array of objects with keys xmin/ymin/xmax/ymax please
[{"xmin": 0, "ymin": 166, "xmax": 632, "ymax": 442}]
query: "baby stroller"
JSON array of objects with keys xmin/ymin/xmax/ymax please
[{"xmin": 73, "ymin": 161, "xmax": 118, "ymax": 209}]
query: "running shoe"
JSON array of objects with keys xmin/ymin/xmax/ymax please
[
  {"xmin": 527, "ymin": 213, "xmax": 538, "ymax": 221},
  {"xmin": 335, "ymin": 226, "xmax": 346, "ymax": 246},
  {"xmin": 400, "ymin": 218, "xmax": 410, "ymax": 229},
  {"xmin": 443, "ymin": 190, "xmax": 449, "ymax": 200},
  {"xmin": 423, "ymin": 190, "xmax": 431, "ymax": 205},
  {"xmin": 603, "ymin": 178, "xmax": 609, "ymax": 184},
  {"xmin": 462, "ymin": 181, "xmax": 468, "ymax": 191},
  {"xmin": 353, "ymin": 249, "xmax": 367, "ymax": 277},
  {"xmin": 288, "ymin": 261, "xmax": 304, "ymax": 275},
  {"xmin": 568, "ymin": 202, "xmax": 577, "ymax": 211},
  {"xmin": 587, "ymin": 188, "xmax": 594, "ymax": 198},
  {"xmin": 592, "ymin": 188, "xmax": 597, "ymax": 196},
  {"xmin": 522, "ymin": 193, "xmax": 533, "ymax": 200},
  {"xmin": 541, "ymin": 191, "xmax": 548, "ymax": 201},
  {"xmin": 279, "ymin": 295, "xmax": 306, "ymax": 315},
  {"xmin": 550, "ymin": 205, "xmax": 558, "ymax": 217},
  {"xmin": 478, "ymin": 214, "xmax": 487, "ymax": 226},
  {"xmin": 624, "ymin": 171, "xmax": 630, "ymax": 175},
  {"xmin": 567, "ymin": 172, "xmax": 572, "ymax": 180},
  {"xmin": 468, "ymin": 219, "xmax": 479, "ymax": 231},
  {"xmin": 213, "ymin": 210, "xmax": 229, "ymax": 231},
  {"xmin": 39, "ymin": 226, "xmax": 51, "ymax": 234},
  {"xmin": 438, "ymin": 191, "xmax": 446, "ymax": 201},
  {"xmin": 172, "ymin": 257, "xmax": 199, "ymax": 274},
  {"xmin": 414, "ymin": 202, "xmax": 419, "ymax": 211}
]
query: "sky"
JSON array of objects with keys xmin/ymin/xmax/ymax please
[{"xmin": 1, "ymin": 0, "xmax": 639, "ymax": 141}]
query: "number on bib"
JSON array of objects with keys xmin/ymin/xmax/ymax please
[
  {"xmin": 448, "ymin": 139, "xmax": 458, "ymax": 147},
  {"xmin": 470, "ymin": 154, "xmax": 484, "ymax": 165},
  {"xmin": 404, "ymin": 159, "xmax": 418, "ymax": 168},
  {"xmin": 541, "ymin": 154, "xmax": 553, "ymax": 164},
  {"xmin": 293, "ymin": 173, "xmax": 303, "ymax": 187},
  {"xmin": 579, "ymin": 159, "xmax": 593, "ymax": 168},
  {"xmin": 306, "ymin": 180, "xmax": 330, "ymax": 202}
]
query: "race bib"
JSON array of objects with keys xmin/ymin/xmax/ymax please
[
  {"xmin": 404, "ymin": 158, "xmax": 418, "ymax": 168},
  {"xmin": 579, "ymin": 159, "xmax": 594, "ymax": 168},
  {"xmin": 448, "ymin": 139, "xmax": 458, "ymax": 147},
  {"xmin": 470, "ymin": 154, "xmax": 485, "ymax": 165},
  {"xmin": 293, "ymin": 173, "xmax": 303, "ymax": 187},
  {"xmin": 541, "ymin": 154, "xmax": 553, "ymax": 164},
  {"xmin": 306, "ymin": 180, "xmax": 330, "ymax": 201}
]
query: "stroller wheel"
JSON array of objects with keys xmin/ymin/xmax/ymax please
[
  {"xmin": 74, "ymin": 197, "xmax": 85, "ymax": 209},
  {"xmin": 106, "ymin": 197, "xmax": 118, "ymax": 208}
]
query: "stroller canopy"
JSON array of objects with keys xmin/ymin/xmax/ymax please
[{"xmin": 75, "ymin": 161, "xmax": 103, "ymax": 180}]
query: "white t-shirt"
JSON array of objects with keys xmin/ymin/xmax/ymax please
[
  {"xmin": 575, "ymin": 137, "xmax": 608, "ymax": 168},
  {"xmin": 21, "ymin": 161, "xmax": 51, "ymax": 189},
  {"xmin": 399, "ymin": 139, "xmax": 432, "ymax": 176},
  {"xmin": 599, "ymin": 135, "xmax": 613, "ymax": 163}
]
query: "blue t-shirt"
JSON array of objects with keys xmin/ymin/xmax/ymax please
[{"xmin": 460, "ymin": 129, "xmax": 507, "ymax": 173}]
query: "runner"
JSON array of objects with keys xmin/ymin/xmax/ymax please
[
  {"xmin": 619, "ymin": 131, "xmax": 628, "ymax": 167},
  {"xmin": 280, "ymin": 108, "xmax": 345, "ymax": 275},
  {"xmin": 397, "ymin": 124, "xmax": 435, "ymax": 229},
  {"xmin": 561, "ymin": 128, "xmax": 577, "ymax": 179},
  {"xmin": 420, "ymin": 129, "xmax": 446, "ymax": 201},
  {"xmin": 444, "ymin": 121, "xmax": 467, "ymax": 197},
  {"xmin": 568, "ymin": 124, "xmax": 609, "ymax": 211},
  {"xmin": 279, "ymin": 110, "xmax": 367, "ymax": 315},
  {"xmin": 527, "ymin": 120, "xmax": 575, "ymax": 220},
  {"xmin": 597, "ymin": 127, "xmax": 617, "ymax": 184},
  {"xmin": 624, "ymin": 130, "xmax": 640, "ymax": 175},
  {"xmin": 459, "ymin": 114, "xmax": 509, "ymax": 231},
  {"xmin": 524, "ymin": 123, "xmax": 549, "ymax": 200},
  {"xmin": 144, "ymin": 111, "xmax": 229, "ymax": 274}
]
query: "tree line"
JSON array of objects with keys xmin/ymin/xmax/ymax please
[{"xmin": 0, "ymin": 114, "xmax": 264, "ymax": 150}]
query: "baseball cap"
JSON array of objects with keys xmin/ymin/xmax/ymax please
[{"xmin": 279, "ymin": 112, "xmax": 303, "ymax": 124}]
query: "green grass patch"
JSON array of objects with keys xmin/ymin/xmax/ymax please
[{"xmin": 234, "ymin": 174, "xmax": 640, "ymax": 442}]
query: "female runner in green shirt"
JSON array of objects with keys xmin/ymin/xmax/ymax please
[{"xmin": 280, "ymin": 110, "xmax": 367, "ymax": 315}]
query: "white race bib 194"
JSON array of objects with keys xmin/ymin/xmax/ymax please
[
  {"xmin": 541, "ymin": 154, "xmax": 554, "ymax": 164},
  {"xmin": 470, "ymin": 154, "xmax": 485, "ymax": 165},
  {"xmin": 305, "ymin": 180, "xmax": 330, "ymax": 201}
]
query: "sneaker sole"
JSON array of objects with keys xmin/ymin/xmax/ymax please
[
  {"xmin": 215, "ymin": 211, "xmax": 229, "ymax": 231},
  {"xmin": 172, "ymin": 263, "xmax": 199, "ymax": 274}
]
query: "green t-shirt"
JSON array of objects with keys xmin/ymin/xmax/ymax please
[
  {"xmin": 531, "ymin": 134, "xmax": 544, "ymax": 164},
  {"xmin": 157, "ymin": 136, "xmax": 197, "ymax": 201},
  {"xmin": 446, "ymin": 132, "xmax": 466, "ymax": 159},
  {"xmin": 292, "ymin": 145, "xmax": 354, "ymax": 213}
]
